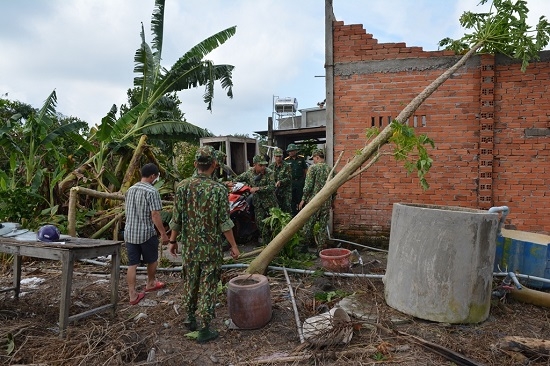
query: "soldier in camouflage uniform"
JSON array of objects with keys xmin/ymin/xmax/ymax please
[
  {"xmin": 212, "ymin": 150, "xmax": 234, "ymax": 189},
  {"xmin": 299, "ymin": 149, "xmax": 333, "ymax": 251},
  {"xmin": 168, "ymin": 147, "xmax": 240, "ymax": 343},
  {"xmin": 285, "ymin": 143, "xmax": 308, "ymax": 216},
  {"xmin": 233, "ymin": 154, "xmax": 278, "ymax": 244},
  {"xmin": 268, "ymin": 147, "xmax": 292, "ymax": 214}
]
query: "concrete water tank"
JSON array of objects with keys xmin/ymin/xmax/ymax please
[{"xmin": 384, "ymin": 203, "xmax": 499, "ymax": 323}]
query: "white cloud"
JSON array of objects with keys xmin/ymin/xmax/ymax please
[{"xmin": 1, "ymin": 0, "xmax": 548, "ymax": 136}]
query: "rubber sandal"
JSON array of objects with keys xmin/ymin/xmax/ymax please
[
  {"xmin": 129, "ymin": 292, "xmax": 146, "ymax": 305},
  {"xmin": 145, "ymin": 280, "xmax": 165, "ymax": 292}
]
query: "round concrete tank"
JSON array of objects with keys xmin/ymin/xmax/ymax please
[{"xmin": 384, "ymin": 203, "xmax": 499, "ymax": 323}]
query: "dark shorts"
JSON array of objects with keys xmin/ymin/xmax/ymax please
[{"xmin": 126, "ymin": 235, "xmax": 159, "ymax": 266}]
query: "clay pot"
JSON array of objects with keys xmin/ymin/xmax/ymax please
[
  {"xmin": 227, "ymin": 274, "xmax": 272, "ymax": 329},
  {"xmin": 319, "ymin": 248, "xmax": 351, "ymax": 272}
]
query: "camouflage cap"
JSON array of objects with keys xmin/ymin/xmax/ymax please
[
  {"xmin": 286, "ymin": 143, "xmax": 299, "ymax": 151},
  {"xmin": 252, "ymin": 154, "xmax": 268, "ymax": 165},
  {"xmin": 212, "ymin": 149, "xmax": 224, "ymax": 163},
  {"xmin": 195, "ymin": 147, "xmax": 214, "ymax": 164},
  {"xmin": 273, "ymin": 148, "xmax": 283, "ymax": 156},
  {"xmin": 312, "ymin": 148, "xmax": 325, "ymax": 157}
]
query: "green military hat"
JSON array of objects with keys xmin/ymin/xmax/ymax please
[
  {"xmin": 286, "ymin": 143, "xmax": 299, "ymax": 151},
  {"xmin": 252, "ymin": 154, "xmax": 268, "ymax": 165},
  {"xmin": 273, "ymin": 148, "xmax": 283, "ymax": 156},
  {"xmin": 195, "ymin": 147, "xmax": 214, "ymax": 164}
]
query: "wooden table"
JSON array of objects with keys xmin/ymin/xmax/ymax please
[{"xmin": 0, "ymin": 237, "xmax": 122, "ymax": 337}]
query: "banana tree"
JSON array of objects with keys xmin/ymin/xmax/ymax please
[
  {"xmin": 59, "ymin": 0, "xmax": 235, "ymax": 194},
  {"xmin": 246, "ymin": 0, "xmax": 550, "ymax": 274},
  {"xmin": 0, "ymin": 90, "xmax": 86, "ymax": 191}
]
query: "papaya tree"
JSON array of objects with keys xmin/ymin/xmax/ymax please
[{"xmin": 246, "ymin": 0, "xmax": 550, "ymax": 274}]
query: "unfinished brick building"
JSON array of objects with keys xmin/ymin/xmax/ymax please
[{"xmin": 325, "ymin": 14, "xmax": 550, "ymax": 242}]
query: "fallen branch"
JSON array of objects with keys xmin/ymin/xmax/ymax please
[
  {"xmin": 496, "ymin": 335, "xmax": 550, "ymax": 357},
  {"xmin": 397, "ymin": 331, "xmax": 483, "ymax": 366},
  {"xmin": 223, "ymin": 247, "xmax": 264, "ymax": 262},
  {"xmin": 283, "ymin": 267, "xmax": 304, "ymax": 343},
  {"xmin": 242, "ymin": 344, "xmax": 410, "ymax": 365}
]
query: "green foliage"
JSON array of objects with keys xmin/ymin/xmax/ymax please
[
  {"xmin": 59, "ymin": 0, "xmax": 230, "ymax": 198},
  {"xmin": 366, "ymin": 121, "xmax": 435, "ymax": 190},
  {"xmin": 389, "ymin": 121, "xmax": 434, "ymax": 190},
  {"xmin": 0, "ymin": 90, "xmax": 87, "ymax": 194},
  {"xmin": 314, "ymin": 290, "xmax": 353, "ymax": 304},
  {"xmin": 263, "ymin": 207, "xmax": 314, "ymax": 267},
  {"xmin": 439, "ymin": 0, "xmax": 550, "ymax": 71},
  {"xmin": 300, "ymin": 139, "xmax": 319, "ymax": 159},
  {"xmin": 158, "ymin": 256, "xmax": 171, "ymax": 268},
  {"xmin": 0, "ymin": 188, "xmax": 44, "ymax": 226},
  {"xmin": 174, "ymin": 142, "xmax": 199, "ymax": 179},
  {"xmin": 254, "ymin": 133, "xmax": 268, "ymax": 156},
  {"xmin": 5, "ymin": 332, "xmax": 15, "ymax": 355},
  {"xmin": 372, "ymin": 352, "xmax": 386, "ymax": 361}
]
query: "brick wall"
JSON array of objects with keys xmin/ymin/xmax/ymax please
[{"xmin": 331, "ymin": 21, "xmax": 550, "ymax": 240}]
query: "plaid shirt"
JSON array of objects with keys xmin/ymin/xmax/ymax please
[{"xmin": 124, "ymin": 181, "xmax": 163, "ymax": 244}]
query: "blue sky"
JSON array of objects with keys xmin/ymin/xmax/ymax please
[{"xmin": 0, "ymin": 0, "xmax": 547, "ymax": 137}]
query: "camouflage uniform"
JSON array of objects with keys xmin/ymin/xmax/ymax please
[
  {"xmin": 285, "ymin": 152, "xmax": 308, "ymax": 216},
  {"xmin": 169, "ymin": 149, "xmax": 234, "ymax": 327},
  {"xmin": 233, "ymin": 158, "xmax": 278, "ymax": 243},
  {"xmin": 212, "ymin": 150, "xmax": 232, "ymax": 182},
  {"xmin": 268, "ymin": 148, "xmax": 292, "ymax": 214},
  {"xmin": 301, "ymin": 155, "xmax": 333, "ymax": 250}
]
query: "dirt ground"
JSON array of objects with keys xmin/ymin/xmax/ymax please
[{"xmin": 1, "ymin": 246, "xmax": 550, "ymax": 366}]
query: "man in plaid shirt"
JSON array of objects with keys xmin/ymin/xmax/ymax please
[{"xmin": 125, "ymin": 163, "xmax": 169, "ymax": 305}]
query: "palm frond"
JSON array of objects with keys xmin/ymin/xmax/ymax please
[
  {"xmin": 151, "ymin": 0, "xmax": 165, "ymax": 68},
  {"xmin": 0, "ymin": 126, "xmax": 22, "ymax": 153},
  {"xmin": 41, "ymin": 121, "xmax": 88, "ymax": 146},
  {"xmin": 36, "ymin": 90, "xmax": 57, "ymax": 128},
  {"xmin": 96, "ymin": 104, "xmax": 118, "ymax": 142},
  {"xmin": 133, "ymin": 24, "xmax": 156, "ymax": 102},
  {"xmin": 136, "ymin": 120, "xmax": 212, "ymax": 138},
  {"xmin": 165, "ymin": 62, "xmax": 234, "ymax": 110},
  {"xmin": 67, "ymin": 130, "xmax": 97, "ymax": 153},
  {"xmin": 180, "ymin": 26, "xmax": 236, "ymax": 63},
  {"xmin": 103, "ymin": 169, "xmax": 122, "ymax": 191},
  {"xmin": 117, "ymin": 102, "xmax": 149, "ymax": 140}
]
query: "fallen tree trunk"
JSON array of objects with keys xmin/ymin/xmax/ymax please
[{"xmin": 246, "ymin": 43, "xmax": 482, "ymax": 275}]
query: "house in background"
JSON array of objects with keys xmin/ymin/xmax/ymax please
[
  {"xmin": 200, "ymin": 136, "xmax": 258, "ymax": 175},
  {"xmin": 255, "ymin": 97, "xmax": 327, "ymax": 158}
]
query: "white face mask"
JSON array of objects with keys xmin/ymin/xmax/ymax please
[{"xmin": 152, "ymin": 173, "xmax": 160, "ymax": 185}]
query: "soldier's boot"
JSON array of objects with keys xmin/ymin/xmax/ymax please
[
  {"xmin": 197, "ymin": 325, "xmax": 219, "ymax": 343},
  {"xmin": 183, "ymin": 313, "xmax": 197, "ymax": 331}
]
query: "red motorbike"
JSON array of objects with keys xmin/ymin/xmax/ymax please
[{"xmin": 229, "ymin": 183, "xmax": 259, "ymax": 244}]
